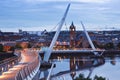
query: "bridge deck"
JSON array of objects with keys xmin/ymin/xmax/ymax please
[
  {"xmin": 0, "ymin": 49, "xmax": 40, "ymax": 80},
  {"xmin": 39, "ymin": 49, "xmax": 120, "ymax": 58},
  {"xmin": 39, "ymin": 49, "xmax": 105, "ymax": 54}
]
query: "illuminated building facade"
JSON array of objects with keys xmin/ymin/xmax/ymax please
[{"xmin": 69, "ymin": 22, "xmax": 76, "ymax": 48}]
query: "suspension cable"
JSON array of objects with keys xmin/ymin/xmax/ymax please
[
  {"xmin": 50, "ymin": 21, "xmax": 60, "ymax": 32},
  {"xmin": 65, "ymin": 21, "xmax": 68, "ymax": 31}
]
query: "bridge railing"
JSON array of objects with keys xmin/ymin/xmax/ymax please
[
  {"xmin": 15, "ymin": 51, "xmax": 40, "ymax": 80},
  {"xmin": 0, "ymin": 56, "xmax": 20, "ymax": 75}
]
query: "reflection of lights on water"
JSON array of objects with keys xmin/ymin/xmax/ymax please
[
  {"xmin": 71, "ymin": 71, "xmax": 76, "ymax": 75},
  {"xmin": 57, "ymin": 56, "xmax": 63, "ymax": 61},
  {"xmin": 74, "ymin": 57, "xmax": 76, "ymax": 64},
  {"xmin": 57, "ymin": 56, "xmax": 59, "ymax": 61},
  {"xmin": 63, "ymin": 56, "xmax": 66, "ymax": 59},
  {"xmin": 70, "ymin": 71, "xmax": 76, "ymax": 79},
  {"xmin": 111, "ymin": 60, "xmax": 116, "ymax": 65}
]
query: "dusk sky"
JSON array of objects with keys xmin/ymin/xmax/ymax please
[{"xmin": 0, "ymin": 0, "xmax": 120, "ymax": 32}]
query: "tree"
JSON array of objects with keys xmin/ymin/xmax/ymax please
[
  {"xmin": 15, "ymin": 43, "xmax": 22, "ymax": 49},
  {"xmin": 94, "ymin": 75, "xmax": 106, "ymax": 80},
  {"xmin": 74, "ymin": 74, "xmax": 92, "ymax": 80},
  {"xmin": 104, "ymin": 42, "xmax": 114, "ymax": 50},
  {"xmin": 9, "ymin": 46, "xmax": 15, "ymax": 51},
  {"xmin": 74, "ymin": 74, "xmax": 107, "ymax": 80},
  {"xmin": 93, "ymin": 41, "xmax": 99, "ymax": 48},
  {"xmin": 117, "ymin": 42, "xmax": 120, "ymax": 49},
  {"xmin": 0, "ymin": 44, "xmax": 3, "ymax": 52}
]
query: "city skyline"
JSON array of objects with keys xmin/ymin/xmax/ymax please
[{"xmin": 0, "ymin": 0, "xmax": 120, "ymax": 32}]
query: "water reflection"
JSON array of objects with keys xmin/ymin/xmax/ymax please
[
  {"xmin": 70, "ymin": 57, "xmax": 105, "ymax": 79},
  {"xmin": 110, "ymin": 56, "xmax": 116, "ymax": 65},
  {"xmin": 51, "ymin": 56, "xmax": 105, "ymax": 80}
]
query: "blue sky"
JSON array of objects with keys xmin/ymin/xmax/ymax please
[{"xmin": 0, "ymin": 0, "xmax": 120, "ymax": 32}]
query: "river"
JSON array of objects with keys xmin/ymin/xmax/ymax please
[{"xmin": 40, "ymin": 53, "xmax": 120, "ymax": 80}]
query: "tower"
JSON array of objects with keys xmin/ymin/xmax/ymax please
[{"xmin": 69, "ymin": 22, "xmax": 76, "ymax": 48}]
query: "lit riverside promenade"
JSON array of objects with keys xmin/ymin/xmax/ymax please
[{"xmin": 0, "ymin": 49, "xmax": 40, "ymax": 80}]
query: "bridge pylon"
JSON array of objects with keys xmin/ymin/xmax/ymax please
[
  {"xmin": 81, "ymin": 21, "xmax": 99, "ymax": 55},
  {"xmin": 43, "ymin": 3, "xmax": 71, "ymax": 62}
]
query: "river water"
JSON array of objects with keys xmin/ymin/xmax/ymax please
[{"xmin": 40, "ymin": 53, "xmax": 120, "ymax": 80}]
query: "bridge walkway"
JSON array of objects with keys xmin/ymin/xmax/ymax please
[{"xmin": 0, "ymin": 49, "xmax": 40, "ymax": 80}]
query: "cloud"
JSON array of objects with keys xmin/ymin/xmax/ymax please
[
  {"xmin": 76, "ymin": 0, "xmax": 110, "ymax": 3},
  {"xmin": 24, "ymin": 0, "xmax": 111, "ymax": 3},
  {"xmin": 0, "ymin": 0, "xmax": 120, "ymax": 32}
]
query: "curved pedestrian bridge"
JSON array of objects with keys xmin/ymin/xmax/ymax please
[{"xmin": 0, "ymin": 49, "xmax": 40, "ymax": 80}]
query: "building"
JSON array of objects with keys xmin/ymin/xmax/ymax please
[{"xmin": 69, "ymin": 22, "xmax": 76, "ymax": 48}]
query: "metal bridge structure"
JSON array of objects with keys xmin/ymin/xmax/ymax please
[{"xmin": 43, "ymin": 4, "xmax": 99, "ymax": 62}]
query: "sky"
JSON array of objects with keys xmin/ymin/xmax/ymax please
[{"xmin": 0, "ymin": 0, "xmax": 120, "ymax": 32}]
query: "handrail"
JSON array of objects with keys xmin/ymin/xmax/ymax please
[
  {"xmin": 0, "ymin": 55, "xmax": 20, "ymax": 75},
  {"xmin": 0, "ymin": 49, "xmax": 40, "ymax": 79},
  {"xmin": 0, "ymin": 56, "xmax": 18, "ymax": 64},
  {"xmin": 15, "ymin": 50, "xmax": 40, "ymax": 80}
]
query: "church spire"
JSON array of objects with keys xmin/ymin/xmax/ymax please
[
  {"xmin": 71, "ymin": 21, "xmax": 74, "ymax": 26},
  {"xmin": 70, "ymin": 21, "xmax": 75, "ymax": 29}
]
